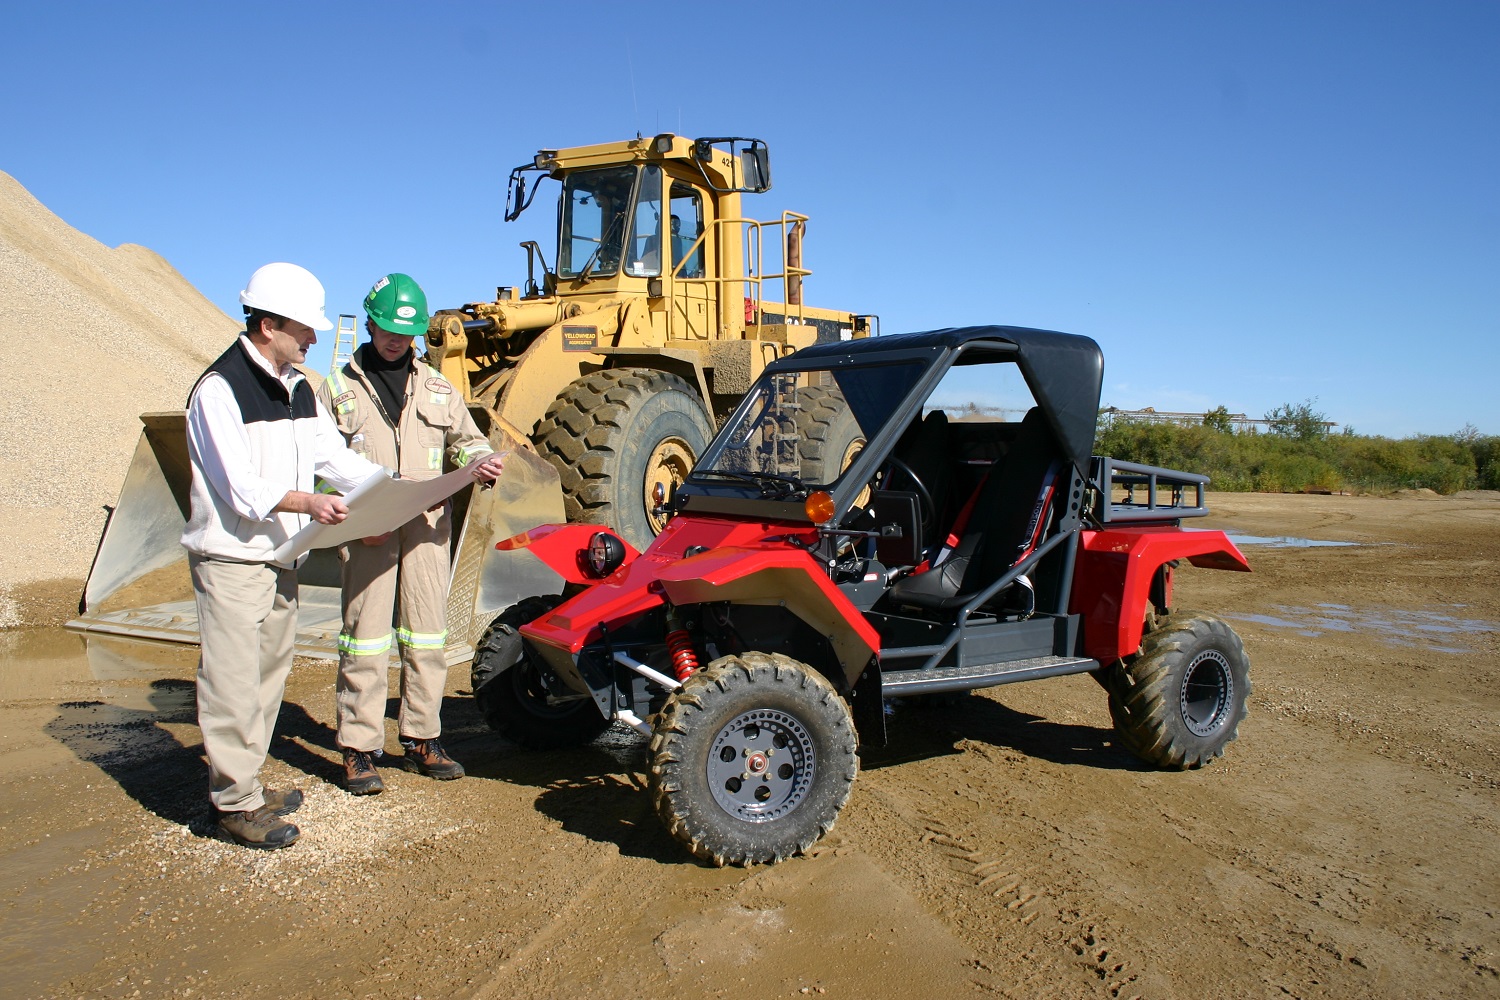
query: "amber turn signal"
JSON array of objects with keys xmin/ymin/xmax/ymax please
[{"xmin": 804, "ymin": 491, "xmax": 836, "ymax": 524}]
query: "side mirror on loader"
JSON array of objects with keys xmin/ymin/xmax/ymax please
[{"xmin": 741, "ymin": 144, "xmax": 771, "ymax": 193}]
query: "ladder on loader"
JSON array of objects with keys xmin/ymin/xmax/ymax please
[{"xmin": 329, "ymin": 313, "xmax": 357, "ymax": 375}]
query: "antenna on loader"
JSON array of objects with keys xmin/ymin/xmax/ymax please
[{"xmin": 329, "ymin": 314, "xmax": 357, "ymax": 375}]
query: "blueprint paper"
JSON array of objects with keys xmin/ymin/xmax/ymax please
[{"xmin": 273, "ymin": 467, "xmax": 480, "ymax": 563}]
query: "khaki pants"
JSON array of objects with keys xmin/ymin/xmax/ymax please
[
  {"xmin": 336, "ymin": 506, "xmax": 452, "ymax": 751},
  {"xmin": 191, "ymin": 555, "xmax": 298, "ymax": 813}
]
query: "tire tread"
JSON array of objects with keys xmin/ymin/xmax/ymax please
[
  {"xmin": 649, "ymin": 652, "xmax": 857, "ymax": 867},
  {"xmin": 1105, "ymin": 611, "xmax": 1252, "ymax": 770}
]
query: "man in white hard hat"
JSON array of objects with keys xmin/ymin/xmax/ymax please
[
  {"xmin": 182, "ymin": 262, "xmax": 388, "ymax": 850},
  {"xmin": 317, "ymin": 273, "xmax": 504, "ymax": 795}
]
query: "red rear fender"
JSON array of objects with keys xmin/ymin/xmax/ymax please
[{"xmin": 1070, "ymin": 527, "xmax": 1250, "ymax": 664}]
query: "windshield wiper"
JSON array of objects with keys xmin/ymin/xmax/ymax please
[
  {"xmin": 693, "ymin": 470, "xmax": 805, "ymax": 497},
  {"xmin": 575, "ymin": 211, "xmax": 626, "ymax": 285}
]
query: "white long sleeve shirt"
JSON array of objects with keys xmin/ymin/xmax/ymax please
[{"xmin": 181, "ymin": 336, "xmax": 386, "ymax": 569}]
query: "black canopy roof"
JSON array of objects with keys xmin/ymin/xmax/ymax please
[{"xmin": 767, "ymin": 325, "xmax": 1105, "ymax": 472}]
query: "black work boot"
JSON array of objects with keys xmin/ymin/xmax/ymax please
[
  {"xmin": 216, "ymin": 805, "xmax": 300, "ymax": 850},
  {"xmin": 343, "ymin": 748, "xmax": 385, "ymax": 795},
  {"xmin": 399, "ymin": 736, "xmax": 465, "ymax": 780},
  {"xmin": 261, "ymin": 787, "xmax": 304, "ymax": 816}
]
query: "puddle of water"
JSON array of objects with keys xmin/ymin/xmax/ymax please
[
  {"xmin": 1226, "ymin": 604, "xmax": 1495, "ymax": 655},
  {"xmin": 1196, "ymin": 530, "xmax": 1360, "ymax": 548},
  {"xmin": 0, "ymin": 628, "xmax": 197, "ymax": 708}
]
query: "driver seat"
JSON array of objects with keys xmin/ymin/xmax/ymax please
[{"xmin": 885, "ymin": 407, "xmax": 1060, "ymax": 613}]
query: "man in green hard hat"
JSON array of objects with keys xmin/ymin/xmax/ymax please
[{"xmin": 316, "ymin": 273, "xmax": 505, "ymax": 795}]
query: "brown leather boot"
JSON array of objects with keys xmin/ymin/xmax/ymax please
[
  {"xmin": 261, "ymin": 787, "xmax": 304, "ymax": 816},
  {"xmin": 216, "ymin": 805, "xmax": 300, "ymax": 850},
  {"xmin": 343, "ymin": 748, "xmax": 385, "ymax": 795},
  {"xmin": 399, "ymin": 736, "xmax": 465, "ymax": 780}
]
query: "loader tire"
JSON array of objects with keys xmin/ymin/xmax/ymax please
[
  {"xmin": 795, "ymin": 385, "xmax": 864, "ymax": 487},
  {"xmin": 535, "ymin": 369, "xmax": 713, "ymax": 551},
  {"xmin": 472, "ymin": 596, "xmax": 610, "ymax": 750},
  {"xmin": 649, "ymin": 652, "xmax": 858, "ymax": 867},
  {"xmin": 1104, "ymin": 611, "xmax": 1251, "ymax": 770}
]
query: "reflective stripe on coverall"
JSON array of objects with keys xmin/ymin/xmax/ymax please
[{"xmin": 315, "ymin": 352, "xmax": 492, "ymax": 750}]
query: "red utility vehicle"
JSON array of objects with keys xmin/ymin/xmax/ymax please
[{"xmin": 473, "ymin": 326, "xmax": 1252, "ymax": 865}]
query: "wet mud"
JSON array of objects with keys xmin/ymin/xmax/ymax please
[{"xmin": 1, "ymin": 491, "xmax": 1498, "ymax": 999}]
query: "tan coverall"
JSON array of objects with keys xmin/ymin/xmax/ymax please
[{"xmin": 316, "ymin": 352, "xmax": 492, "ymax": 752}]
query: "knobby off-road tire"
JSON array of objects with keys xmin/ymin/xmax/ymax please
[
  {"xmin": 1105, "ymin": 611, "xmax": 1251, "ymax": 770},
  {"xmin": 535, "ymin": 369, "xmax": 714, "ymax": 552},
  {"xmin": 471, "ymin": 596, "xmax": 610, "ymax": 750},
  {"xmin": 795, "ymin": 385, "xmax": 864, "ymax": 487},
  {"xmin": 649, "ymin": 652, "xmax": 858, "ymax": 867}
]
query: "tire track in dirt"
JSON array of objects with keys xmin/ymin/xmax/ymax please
[
  {"xmin": 468, "ymin": 838, "xmax": 627, "ymax": 1000},
  {"xmin": 851, "ymin": 769, "xmax": 1147, "ymax": 999}
]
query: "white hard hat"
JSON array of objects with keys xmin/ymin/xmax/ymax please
[{"xmin": 239, "ymin": 262, "xmax": 334, "ymax": 332}]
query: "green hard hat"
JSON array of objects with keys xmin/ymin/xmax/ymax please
[{"xmin": 364, "ymin": 272, "xmax": 429, "ymax": 337}]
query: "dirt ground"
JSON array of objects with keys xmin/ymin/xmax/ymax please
[{"xmin": 2, "ymin": 491, "xmax": 1497, "ymax": 1000}]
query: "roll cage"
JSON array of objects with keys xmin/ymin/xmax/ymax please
[{"xmin": 674, "ymin": 325, "xmax": 1105, "ymax": 525}]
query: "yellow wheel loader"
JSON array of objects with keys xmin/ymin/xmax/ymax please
[{"xmin": 71, "ymin": 134, "xmax": 873, "ymax": 663}]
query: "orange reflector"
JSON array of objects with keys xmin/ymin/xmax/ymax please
[
  {"xmin": 494, "ymin": 531, "xmax": 533, "ymax": 551},
  {"xmin": 805, "ymin": 491, "xmax": 836, "ymax": 524}
]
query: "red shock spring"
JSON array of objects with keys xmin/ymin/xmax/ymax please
[{"xmin": 664, "ymin": 607, "xmax": 699, "ymax": 681}]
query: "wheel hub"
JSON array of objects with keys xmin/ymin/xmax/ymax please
[
  {"xmin": 1180, "ymin": 649, "xmax": 1233, "ymax": 737},
  {"xmin": 511, "ymin": 664, "xmax": 576, "ymax": 720},
  {"xmin": 707, "ymin": 710, "xmax": 815, "ymax": 822},
  {"xmin": 645, "ymin": 435, "xmax": 695, "ymax": 534}
]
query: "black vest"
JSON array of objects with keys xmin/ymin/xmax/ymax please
[{"xmin": 191, "ymin": 338, "xmax": 319, "ymax": 424}]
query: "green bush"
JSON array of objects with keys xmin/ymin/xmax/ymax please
[{"xmin": 1093, "ymin": 415, "xmax": 1493, "ymax": 495}]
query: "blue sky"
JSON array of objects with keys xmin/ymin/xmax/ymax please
[{"xmin": 5, "ymin": 1, "xmax": 1496, "ymax": 437}]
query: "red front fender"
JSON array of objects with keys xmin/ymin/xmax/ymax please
[
  {"xmin": 517, "ymin": 514, "xmax": 880, "ymax": 687},
  {"xmin": 1070, "ymin": 527, "xmax": 1250, "ymax": 664},
  {"xmin": 656, "ymin": 547, "xmax": 881, "ymax": 686},
  {"xmin": 495, "ymin": 523, "xmax": 639, "ymax": 585}
]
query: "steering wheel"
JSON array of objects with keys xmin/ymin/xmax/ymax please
[{"xmin": 882, "ymin": 455, "xmax": 937, "ymax": 539}]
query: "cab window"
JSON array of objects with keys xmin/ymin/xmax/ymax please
[
  {"xmin": 558, "ymin": 166, "xmax": 635, "ymax": 278},
  {"xmin": 625, "ymin": 165, "xmax": 663, "ymax": 277},
  {"xmin": 669, "ymin": 184, "xmax": 705, "ymax": 278}
]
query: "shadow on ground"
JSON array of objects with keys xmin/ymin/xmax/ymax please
[
  {"xmin": 436, "ymin": 684, "xmax": 1146, "ymax": 865},
  {"xmin": 864, "ymin": 691, "xmax": 1145, "ymax": 772},
  {"xmin": 43, "ymin": 668, "xmax": 1141, "ymax": 858},
  {"xmin": 44, "ymin": 680, "xmax": 342, "ymax": 835},
  {"xmin": 436, "ymin": 691, "xmax": 687, "ymax": 863}
]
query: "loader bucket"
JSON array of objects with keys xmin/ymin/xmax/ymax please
[
  {"xmin": 82, "ymin": 412, "xmax": 193, "ymax": 615},
  {"xmin": 68, "ymin": 413, "xmax": 567, "ymax": 664},
  {"xmin": 442, "ymin": 444, "xmax": 567, "ymax": 659}
]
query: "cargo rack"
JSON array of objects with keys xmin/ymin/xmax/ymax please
[{"xmin": 1091, "ymin": 456, "xmax": 1210, "ymax": 523}]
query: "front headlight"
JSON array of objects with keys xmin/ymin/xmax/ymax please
[{"xmin": 586, "ymin": 531, "xmax": 626, "ymax": 578}]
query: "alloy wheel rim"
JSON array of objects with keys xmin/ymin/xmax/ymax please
[{"xmin": 707, "ymin": 708, "xmax": 816, "ymax": 822}]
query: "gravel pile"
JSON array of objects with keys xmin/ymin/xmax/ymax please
[{"xmin": 0, "ymin": 171, "xmax": 237, "ymax": 615}]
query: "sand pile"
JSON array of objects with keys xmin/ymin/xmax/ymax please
[{"xmin": 0, "ymin": 170, "xmax": 236, "ymax": 621}]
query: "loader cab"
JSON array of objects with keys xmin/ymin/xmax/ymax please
[{"xmin": 505, "ymin": 136, "xmax": 775, "ymax": 340}]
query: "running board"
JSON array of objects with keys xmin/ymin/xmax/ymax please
[{"xmin": 880, "ymin": 655, "xmax": 1099, "ymax": 697}]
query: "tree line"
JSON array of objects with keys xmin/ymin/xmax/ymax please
[{"xmin": 1095, "ymin": 399, "xmax": 1499, "ymax": 494}]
